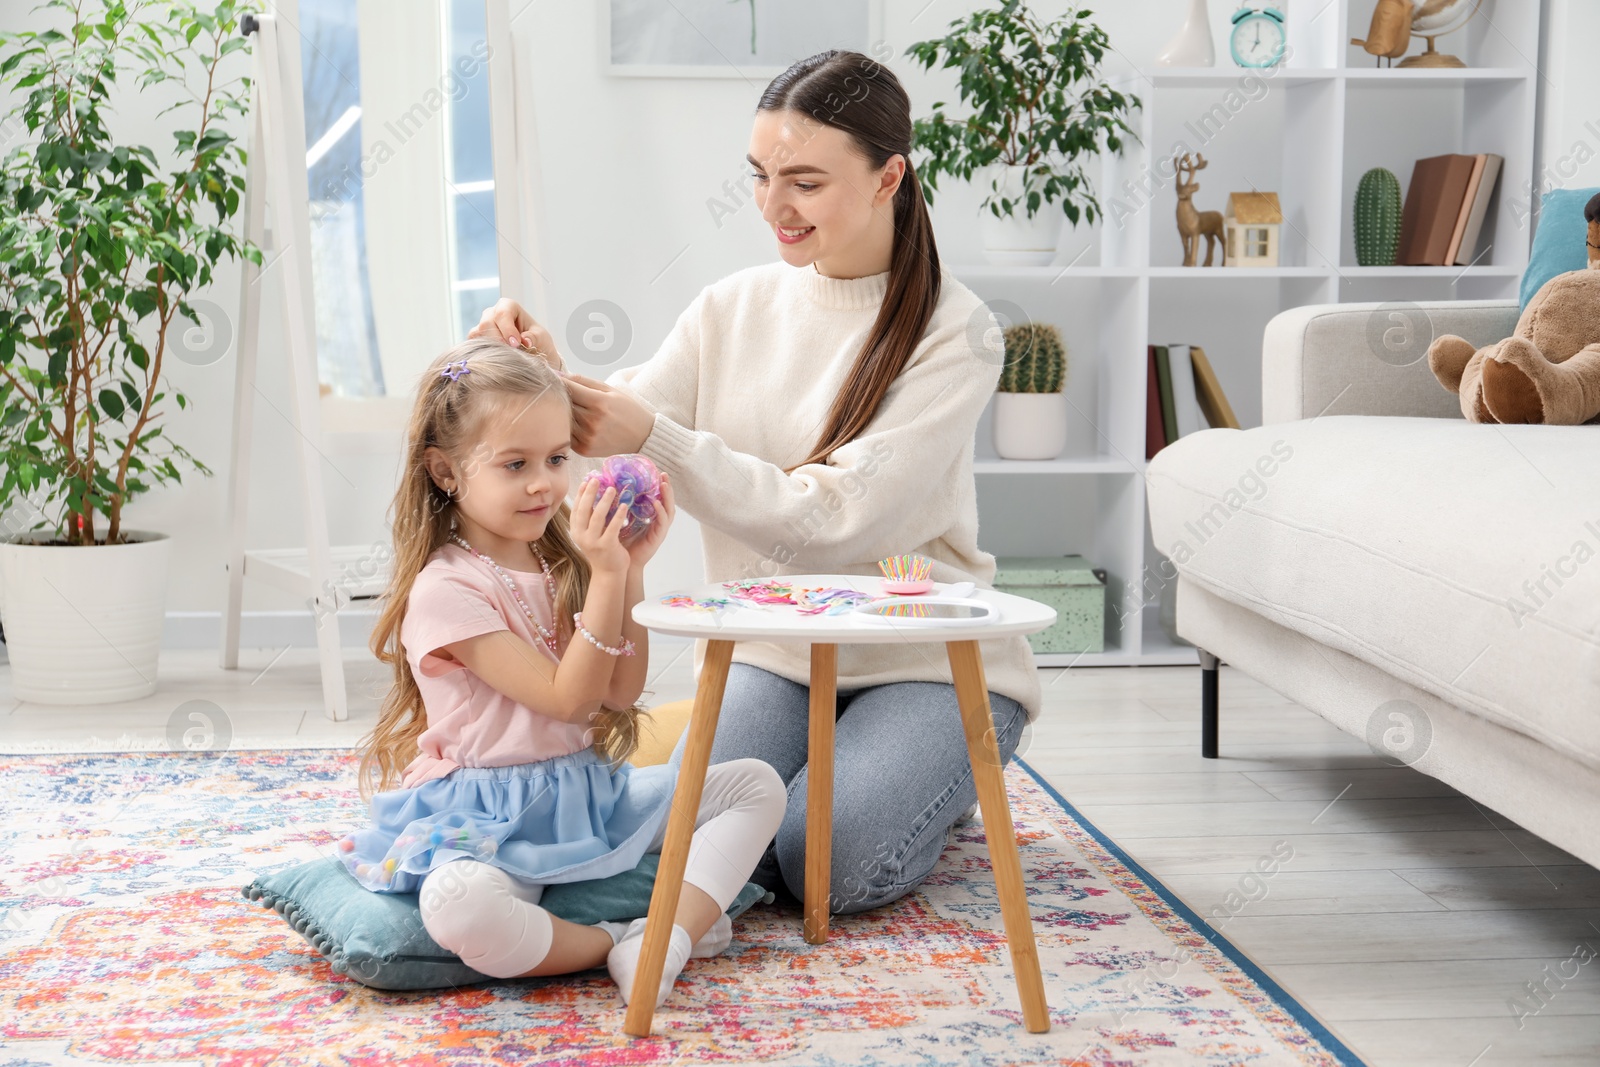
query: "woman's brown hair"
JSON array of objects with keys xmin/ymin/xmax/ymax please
[
  {"xmin": 355, "ymin": 338, "xmax": 646, "ymax": 802},
  {"xmin": 757, "ymin": 49, "xmax": 942, "ymax": 474}
]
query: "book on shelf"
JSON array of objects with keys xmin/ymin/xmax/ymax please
[
  {"xmin": 1189, "ymin": 346, "xmax": 1241, "ymax": 430},
  {"xmin": 1147, "ymin": 343, "xmax": 1241, "ymax": 458},
  {"xmin": 1167, "ymin": 345, "xmax": 1206, "ymax": 439},
  {"xmin": 1396, "ymin": 153, "xmax": 1502, "ymax": 267},
  {"xmin": 1152, "ymin": 345, "xmax": 1178, "ymax": 450},
  {"xmin": 1453, "ymin": 154, "xmax": 1503, "ymax": 266},
  {"xmin": 1145, "ymin": 346, "xmax": 1167, "ymax": 460}
]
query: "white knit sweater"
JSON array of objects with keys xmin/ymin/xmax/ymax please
[{"xmin": 570, "ymin": 260, "xmax": 1043, "ymax": 723}]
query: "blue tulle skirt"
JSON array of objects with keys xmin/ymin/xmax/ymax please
[{"xmin": 338, "ymin": 747, "xmax": 680, "ymax": 894}]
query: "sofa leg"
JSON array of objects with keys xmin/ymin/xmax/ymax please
[{"xmin": 1199, "ymin": 649, "xmax": 1220, "ymax": 759}]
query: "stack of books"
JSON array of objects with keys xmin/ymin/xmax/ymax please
[
  {"xmin": 1146, "ymin": 344, "xmax": 1239, "ymax": 460},
  {"xmin": 1396, "ymin": 153, "xmax": 1504, "ymax": 267}
]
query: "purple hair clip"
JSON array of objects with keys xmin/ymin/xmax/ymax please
[{"xmin": 441, "ymin": 358, "xmax": 471, "ymax": 382}]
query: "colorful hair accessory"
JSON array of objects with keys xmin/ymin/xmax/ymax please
[
  {"xmin": 721, "ymin": 579, "xmax": 800, "ymax": 605},
  {"xmin": 794, "ymin": 587, "xmax": 877, "ymax": 616},
  {"xmin": 661, "ymin": 594, "xmax": 735, "ymax": 614},
  {"xmin": 879, "ymin": 553, "xmax": 935, "ymax": 595},
  {"xmin": 441, "ymin": 358, "xmax": 471, "ymax": 382},
  {"xmin": 583, "ymin": 454, "xmax": 663, "ymax": 540}
]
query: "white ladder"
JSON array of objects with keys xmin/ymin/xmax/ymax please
[{"xmin": 218, "ymin": 12, "xmax": 389, "ymax": 721}]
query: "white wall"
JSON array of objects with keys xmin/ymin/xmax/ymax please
[
  {"xmin": 0, "ymin": 1, "xmax": 1577, "ymax": 646},
  {"xmin": 1533, "ymin": 0, "xmax": 1600, "ymax": 214}
]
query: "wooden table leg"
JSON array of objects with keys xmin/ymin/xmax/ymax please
[
  {"xmin": 804, "ymin": 642, "xmax": 837, "ymax": 944},
  {"xmin": 945, "ymin": 639, "xmax": 1051, "ymax": 1034},
  {"xmin": 623, "ymin": 638, "xmax": 734, "ymax": 1037}
]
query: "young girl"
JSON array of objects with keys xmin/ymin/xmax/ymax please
[{"xmin": 342, "ymin": 338, "xmax": 785, "ymax": 1008}]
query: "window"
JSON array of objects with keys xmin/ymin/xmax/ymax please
[
  {"xmin": 444, "ymin": 0, "xmax": 500, "ymax": 341},
  {"xmin": 300, "ymin": 0, "xmax": 383, "ymax": 397},
  {"xmin": 298, "ymin": 0, "xmax": 499, "ymax": 399},
  {"xmin": 1247, "ymin": 227, "xmax": 1270, "ymax": 259}
]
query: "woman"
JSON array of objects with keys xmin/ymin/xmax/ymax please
[{"xmin": 469, "ymin": 50, "xmax": 1040, "ymax": 914}]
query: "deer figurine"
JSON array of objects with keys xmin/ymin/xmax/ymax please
[{"xmin": 1174, "ymin": 152, "xmax": 1225, "ymax": 267}]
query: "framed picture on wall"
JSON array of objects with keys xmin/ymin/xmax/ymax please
[{"xmin": 602, "ymin": 0, "xmax": 883, "ymax": 79}]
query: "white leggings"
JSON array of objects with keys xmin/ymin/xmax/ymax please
[{"xmin": 418, "ymin": 757, "xmax": 784, "ymax": 978}]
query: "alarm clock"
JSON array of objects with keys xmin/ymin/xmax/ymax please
[{"xmin": 1230, "ymin": 4, "xmax": 1286, "ymax": 68}]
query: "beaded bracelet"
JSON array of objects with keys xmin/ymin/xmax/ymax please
[{"xmin": 573, "ymin": 611, "xmax": 636, "ymax": 656}]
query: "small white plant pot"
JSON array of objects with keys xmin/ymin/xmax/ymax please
[
  {"xmin": 980, "ymin": 165, "xmax": 1064, "ymax": 266},
  {"xmin": 0, "ymin": 530, "xmax": 171, "ymax": 704},
  {"xmin": 993, "ymin": 391, "xmax": 1069, "ymax": 460}
]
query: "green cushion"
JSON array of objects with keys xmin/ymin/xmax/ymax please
[
  {"xmin": 1520, "ymin": 187, "xmax": 1600, "ymax": 309},
  {"xmin": 242, "ymin": 853, "xmax": 772, "ymax": 990}
]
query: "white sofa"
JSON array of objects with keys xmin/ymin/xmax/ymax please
[{"xmin": 1144, "ymin": 300, "xmax": 1600, "ymax": 868}]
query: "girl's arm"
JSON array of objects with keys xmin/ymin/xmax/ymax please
[
  {"xmin": 441, "ymin": 566, "xmax": 630, "ymax": 728},
  {"xmin": 603, "ymin": 564, "xmax": 651, "ymax": 710}
]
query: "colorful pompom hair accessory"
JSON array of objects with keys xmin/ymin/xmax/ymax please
[{"xmin": 582, "ymin": 454, "xmax": 662, "ymax": 541}]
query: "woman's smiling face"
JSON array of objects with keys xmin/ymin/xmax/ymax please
[{"xmin": 747, "ymin": 108, "xmax": 903, "ymax": 276}]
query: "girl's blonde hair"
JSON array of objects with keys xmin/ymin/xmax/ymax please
[{"xmin": 355, "ymin": 337, "xmax": 647, "ymax": 802}]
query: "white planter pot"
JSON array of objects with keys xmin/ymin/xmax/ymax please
[
  {"xmin": 979, "ymin": 164, "xmax": 1064, "ymax": 266},
  {"xmin": 0, "ymin": 530, "xmax": 170, "ymax": 704},
  {"xmin": 992, "ymin": 392, "xmax": 1068, "ymax": 461}
]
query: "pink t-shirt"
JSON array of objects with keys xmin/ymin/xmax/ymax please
[{"xmin": 397, "ymin": 543, "xmax": 595, "ymax": 789}]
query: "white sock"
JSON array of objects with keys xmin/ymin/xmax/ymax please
[
  {"xmin": 594, "ymin": 920, "xmax": 629, "ymax": 946},
  {"xmin": 606, "ymin": 917, "xmax": 693, "ymax": 1008},
  {"xmin": 690, "ymin": 911, "xmax": 732, "ymax": 959}
]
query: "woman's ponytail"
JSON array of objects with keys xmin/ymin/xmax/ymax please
[{"xmin": 758, "ymin": 51, "xmax": 943, "ymax": 474}]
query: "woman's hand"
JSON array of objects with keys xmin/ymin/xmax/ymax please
[
  {"xmin": 569, "ymin": 475, "xmax": 632, "ymax": 575},
  {"xmin": 622, "ymin": 471, "xmax": 674, "ymax": 571},
  {"xmin": 469, "ymin": 298, "xmax": 562, "ymax": 372},
  {"xmin": 563, "ymin": 372, "xmax": 658, "ymax": 456}
]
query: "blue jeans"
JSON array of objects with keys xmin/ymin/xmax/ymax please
[{"xmin": 668, "ymin": 661, "xmax": 1028, "ymax": 915}]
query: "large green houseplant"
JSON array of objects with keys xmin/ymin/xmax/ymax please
[
  {"xmin": 0, "ymin": 0, "xmax": 256, "ymax": 703},
  {"xmin": 907, "ymin": 2, "xmax": 1140, "ymax": 265}
]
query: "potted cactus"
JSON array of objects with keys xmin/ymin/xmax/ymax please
[
  {"xmin": 1355, "ymin": 167, "xmax": 1402, "ymax": 266},
  {"xmin": 0, "ymin": 1, "xmax": 255, "ymax": 703},
  {"xmin": 994, "ymin": 322, "xmax": 1068, "ymax": 460}
]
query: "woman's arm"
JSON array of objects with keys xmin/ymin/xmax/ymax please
[{"xmin": 626, "ymin": 310, "xmax": 1002, "ymax": 569}]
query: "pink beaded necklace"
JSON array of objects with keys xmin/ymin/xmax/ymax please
[{"xmin": 448, "ymin": 532, "xmax": 562, "ymax": 657}]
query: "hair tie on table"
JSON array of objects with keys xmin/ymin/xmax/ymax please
[{"xmin": 441, "ymin": 358, "xmax": 471, "ymax": 382}]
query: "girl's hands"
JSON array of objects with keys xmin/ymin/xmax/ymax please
[
  {"xmin": 621, "ymin": 471, "xmax": 675, "ymax": 571},
  {"xmin": 569, "ymin": 475, "xmax": 631, "ymax": 576}
]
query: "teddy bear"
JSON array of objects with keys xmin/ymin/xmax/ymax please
[{"xmin": 1426, "ymin": 191, "xmax": 1600, "ymax": 425}]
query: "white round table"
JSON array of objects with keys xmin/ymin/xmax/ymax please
[{"xmin": 621, "ymin": 574, "xmax": 1056, "ymax": 1037}]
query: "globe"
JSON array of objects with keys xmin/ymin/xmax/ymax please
[
  {"xmin": 1399, "ymin": 0, "xmax": 1483, "ymax": 68},
  {"xmin": 1412, "ymin": 0, "xmax": 1482, "ymax": 36}
]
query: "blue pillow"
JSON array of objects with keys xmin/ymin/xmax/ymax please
[
  {"xmin": 1520, "ymin": 187, "xmax": 1600, "ymax": 309},
  {"xmin": 242, "ymin": 853, "xmax": 772, "ymax": 991}
]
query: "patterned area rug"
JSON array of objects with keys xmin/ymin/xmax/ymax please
[{"xmin": 0, "ymin": 750, "xmax": 1366, "ymax": 1066}]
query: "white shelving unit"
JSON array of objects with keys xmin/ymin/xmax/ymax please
[{"xmin": 956, "ymin": 0, "xmax": 1540, "ymax": 669}]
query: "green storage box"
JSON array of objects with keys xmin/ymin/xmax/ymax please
[{"xmin": 993, "ymin": 555, "xmax": 1105, "ymax": 654}]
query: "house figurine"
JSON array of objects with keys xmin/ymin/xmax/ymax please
[{"xmin": 1223, "ymin": 192, "xmax": 1282, "ymax": 267}]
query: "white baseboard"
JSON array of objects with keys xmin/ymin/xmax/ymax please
[
  {"xmin": 152, "ymin": 611, "xmax": 694, "ymax": 653},
  {"xmin": 161, "ymin": 610, "xmax": 384, "ymax": 651}
]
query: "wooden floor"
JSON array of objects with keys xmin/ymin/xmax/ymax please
[{"xmin": 3, "ymin": 642, "xmax": 1597, "ymax": 1066}]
